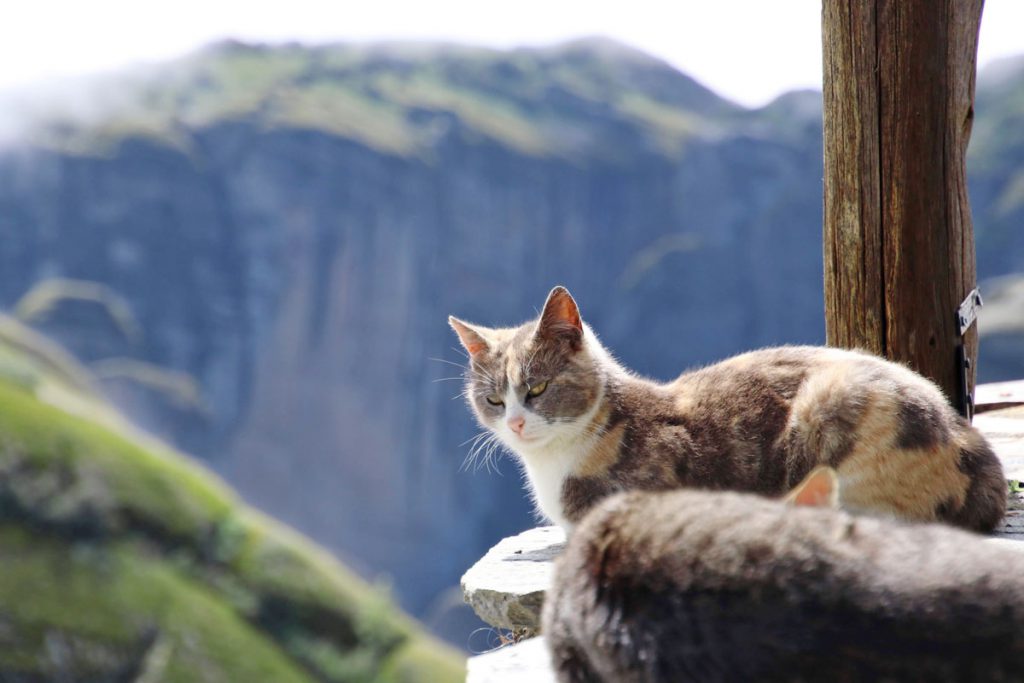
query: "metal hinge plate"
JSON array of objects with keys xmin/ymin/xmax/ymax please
[
  {"xmin": 955, "ymin": 287, "xmax": 983, "ymax": 420},
  {"xmin": 957, "ymin": 288, "xmax": 983, "ymax": 336}
]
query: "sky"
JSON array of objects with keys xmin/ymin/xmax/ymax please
[{"xmin": 1, "ymin": 1, "xmax": 1023, "ymax": 108}]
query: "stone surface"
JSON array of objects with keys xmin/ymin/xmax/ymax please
[
  {"xmin": 976, "ymin": 406, "xmax": 1024, "ymax": 481},
  {"xmin": 461, "ymin": 526, "xmax": 565, "ymax": 633},
  {"xmin": 975, "ymin": 379, "xmax": 1024, "ymax": 410},
  {"xmin": 466, "ymin": 636, "xmax": 555, "ymax": 683},
  {"xmin": 992, "ymin": 506, "xmax": 1024, "ymax": 542},
  {"xmin": 977, "ymin": 405, "xmax": 1024, "ymax": 542}
]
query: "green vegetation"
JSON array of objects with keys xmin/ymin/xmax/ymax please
[
  {"xmin": 92, "ymin": 357, "xmax": 210, "ymax": 416},
  {"xmin": 15, "ymin": 278, "xmax": 143, "ymax": 344},
  {"xmin": 0, "ymin": 337, "xmax": 464, "ymax": 681},
  {"xmin": 618, "ymin": 233, "xmax": 704, "ymax": 290},
  {"xmin": 269, "ymin": 82, "xmax": 419, "ymax": 156},
  {"xmin": 0, "ymin": 527, "xmax": 310, "ymax": 682},
  {"xmin": 27, "ymin": 38, "xmax": 741, "ymax": 160},
  {"xmin": 0, "ymin": 313, "xmax": 98, "ymax": 395}
]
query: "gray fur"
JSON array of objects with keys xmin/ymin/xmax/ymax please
[{"xmin": 545, "ymin": 489, "xmax": 1024, "ymax": 683}]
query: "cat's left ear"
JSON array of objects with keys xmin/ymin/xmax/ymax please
[
  {"xmin": 783, "ymin": 466, "xmax": 840, "ymax": 508},
  {"xmin": 449, "ymin": 316, "xmax": 490, "ymax": 357},
  {"xmin": 536, "ymin": 286, "xmax": 583, "ymax": 351}
]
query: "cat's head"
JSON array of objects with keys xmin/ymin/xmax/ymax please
[{"xmin": 449, "ymin": 286, "xmax": 605, "ymax": 453}]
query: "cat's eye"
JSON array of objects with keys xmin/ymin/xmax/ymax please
[
  {"xmin": 527, "ymin": 381, "xmax": 548, "ymax": 398},
  {"xmin": 485, "ymin": 394, "xmax": 504, "ymax": 406}
]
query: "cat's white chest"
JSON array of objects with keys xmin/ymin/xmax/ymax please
[{"xmin": 515, "ymin": 442, "xmax": 587, "ymax": 531}]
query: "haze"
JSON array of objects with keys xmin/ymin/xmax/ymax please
[{"xmin": 3, "ymin": 1, "xmax": 1023, "ymax": 108}]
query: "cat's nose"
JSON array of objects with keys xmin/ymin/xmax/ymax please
[{"xmin": 507, "ymin": 415, "xmax": 526, "ymax": 435}]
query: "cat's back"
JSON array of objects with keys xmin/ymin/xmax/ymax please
[
  {"xmin": 658, "ymin": 345, "xmax": 1007, "ymax": 532},
  {"xmin": 545, "ymin": 489, "xmax": 1024, "ymax": 683},
  {"xmin": 668, "ymin": 345, "xmax": 916, "ymax": 400}
]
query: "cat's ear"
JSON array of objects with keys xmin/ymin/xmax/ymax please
[
  {"xmin": 536, "ymin": 286, "xmax": 583, "ymax": 351},
  {"xmin": 449, "ymin": 316, "xmax": 491, "ymax": 357},
  {"xmin": 783, "ymin": 466, "xmax": 840, "ymax": 508}
]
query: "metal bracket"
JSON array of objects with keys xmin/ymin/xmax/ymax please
[
  {"xmin": 955, "ymin": 288, "xmax": 982, "ymax": 420},
  {"xmin": 956, "ymin": 288, "xmax": 983, "ymax": 336}
]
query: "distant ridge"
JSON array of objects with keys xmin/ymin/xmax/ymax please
[{"xmin": 4, "ymin": 37, "xmax": 747, "ymax": 159}]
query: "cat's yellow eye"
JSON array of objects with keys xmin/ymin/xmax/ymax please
[
  {"xmin": 527, "ymin": 381, "xmax": 548, "ymax": 398},
  {"xmin": 485, "ymin": 394, "xmax": 504, "ymax": 406}
]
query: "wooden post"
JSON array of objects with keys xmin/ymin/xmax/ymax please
[{"xmin": 822, "ymin": 0, "xmax": 984, "ymax": 410}]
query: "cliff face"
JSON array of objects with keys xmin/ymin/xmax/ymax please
[
  {"xmin": 0, "ymin": 40, "xmax": 1020, "ymax": 628},
  {"xmin": 217, "ymin": 116, "xmax": 828, "ymax": 613},
  {"xmin": 971, "ymin": 56, "xmax": 1024, "ymax": 285}
]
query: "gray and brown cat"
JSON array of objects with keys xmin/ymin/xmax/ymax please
[
  {"xmin": 449, "ymin": 286, "xmax": 1006, "ymax": 531},
  {"xmin": 543, "ymin": 468, "xmax": 1024, "ymax": 682}
]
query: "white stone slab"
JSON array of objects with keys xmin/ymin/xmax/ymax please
[
  {"xmin": 976, "ymin": 380, "xmax": 1024, "ymax": 407},
  {"xmin": 461, "ymin": 526, "xmax": 565, "ymax": 632},
  {"xmin": 466, "ymin": 637, "xmax": 556, "ymax": 683},
  {"xmin": 975, "ymin": 413, "xmax": 1024, "ymax": 480}
]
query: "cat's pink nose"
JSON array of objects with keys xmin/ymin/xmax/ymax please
[{"xmin": 507, "ymin": 415, "xmax": 526, "ymax": 435}]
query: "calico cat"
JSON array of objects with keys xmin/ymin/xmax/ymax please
[
  {"xmin": 449, "ymin": 286, "xmax": 1006, "ymax": 531},
  {"xmin": 542, "ymin": 468, "xmax": 1024, "ymax": 682}
]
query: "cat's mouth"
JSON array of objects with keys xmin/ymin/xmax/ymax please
[{"xmin": 507, "ymin": 431, "xmax": 543, "ymax": 446}]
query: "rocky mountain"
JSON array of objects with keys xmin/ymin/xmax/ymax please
[
  {"xmin": 0, "ymin": 313, "xmax": 464, "ymax": 681},
  {"xmin": 0, "ymin": 39, "xmax": 1021, "ymax": 641}
]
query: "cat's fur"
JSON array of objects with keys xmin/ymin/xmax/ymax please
[
  {"xmin": 543, "ymin": 469, "xmax": 1024, "ymax": 682},
  {"xmin": 449, "ymin": 286, "xmax": 1006, "ymax": 531}
]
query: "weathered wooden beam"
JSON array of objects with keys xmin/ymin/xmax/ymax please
[{"xmin": 822, "ymin": 0, "xmax": 984, "ymax": 409}]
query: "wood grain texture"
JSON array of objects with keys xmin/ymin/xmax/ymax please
[{"xmin": 822, "ymin": 0, "xmax": 984, "ymax": 406}]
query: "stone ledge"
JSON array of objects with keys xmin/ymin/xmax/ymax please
[
  {"xmin": 461, "ymin": 525, "xmax": 565, "ymax": 633},
  {"xmin": 975, "ymin": 411, "xmax": 1024, "ymax": 481},
  {"xmin": 466, "ymin": 637, "xmax": 555, "ymax": 683}
]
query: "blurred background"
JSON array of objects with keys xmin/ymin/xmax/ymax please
[{"xmin": 0, "ymin": 1, "xmax": 1022, "ymax": 680}]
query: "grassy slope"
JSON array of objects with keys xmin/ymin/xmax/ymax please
[
  {"xmin": 26, "ymin": 39, "xmax": 740, "ymax": 160},
  {"xmin": 0, "ymin": 318, "xmax": 463, "ymax": 682}
]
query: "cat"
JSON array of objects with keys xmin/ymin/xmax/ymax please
[
  {"xmin": 449, "ymin": 286, "xmax": 1006, "ymax": 532},
  {"xmin": 542, "ymin": 467, "xmax": 1024, "ymax": 682}
]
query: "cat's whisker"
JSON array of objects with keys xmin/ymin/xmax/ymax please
[
  {"xmin": 429, "ymin": 356, "xmax": 469, "ymax": 371},
  {"xmin": 461, "ymin": 442, "xmax": 483, "ymax": 473},
  {"xmin": 475, "ymin": 438, "xmax": 503, "ymax": 475},
  {"xmin": 482, "ymin": 437, "xmax": 506, "ymax": 475},
  {"xmin": 469, "ymin": 365, "xmax": 496, "ymax": 381},
  {"xmin": 463, "ymin": 431, "xmax": 504, "ymax": 473},
  {"xmin": 459, "ymin": 431, "xmax": 489, "ymax": 449}
]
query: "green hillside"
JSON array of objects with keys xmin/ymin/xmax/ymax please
[
  {"xmin": 0, "ymin": 314, "xmax": 464, "ymax": 682},
  {"xmin": 22, "ymin": 38, "xmax": 739, "ymax": 160}
]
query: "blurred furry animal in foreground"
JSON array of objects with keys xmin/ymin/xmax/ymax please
[{"xmin": 544, "ymin": 468, "xmax": 1023, "ymax": 683}]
